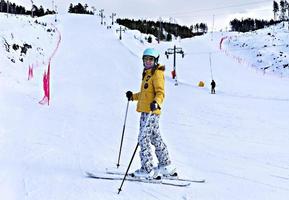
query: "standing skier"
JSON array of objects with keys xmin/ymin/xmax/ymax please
[
  {"xmin": 126, "ymin": 48, "xmax": 176, "ymax": 179},
  {"xmin": 211, "ymin": 79, "xmax": 216, "ymax": 94}
]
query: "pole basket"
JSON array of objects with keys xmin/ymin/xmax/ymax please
[{"xmin": 171, "ymin": 70, "xmax": 176, "ymax": 79}]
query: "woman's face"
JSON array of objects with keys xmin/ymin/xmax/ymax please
[{"xmin": 143, "ymin": 56, "xmax": 155, "ymax": 69}]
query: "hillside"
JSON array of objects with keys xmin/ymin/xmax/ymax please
[
  {"xmin": 1, "ymin": 13, "xmax": 289, "ymax": 200},
  {"xmin": 220, "ymin": 22, "xmax": 289, "ymax": 77}
]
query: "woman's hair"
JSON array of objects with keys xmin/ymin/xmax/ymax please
[{"xmin": 142, "ymin": 65, "xmax": 165, "ymax": 80}]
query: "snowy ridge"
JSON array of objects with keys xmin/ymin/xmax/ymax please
[
  {"xmin": 221, "ymin": 22, "xmax": 289, "ymax": 77},
  {"xmin": 0, "ymin": 13, "xmax": 58, "ymax": 67}
]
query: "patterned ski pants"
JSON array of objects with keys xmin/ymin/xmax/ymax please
[{"xmin": 138, "ymin": 112, "xmax": 171, "ymax": 173}]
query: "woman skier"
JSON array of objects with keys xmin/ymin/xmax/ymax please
[{"xmin": 126, "ymin": 48, "xmax": 176, "ymax": 179}]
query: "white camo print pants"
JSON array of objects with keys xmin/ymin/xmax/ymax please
[{"xmin": 138, "ymin": 112, "xmax": 171, "ymax": 173}]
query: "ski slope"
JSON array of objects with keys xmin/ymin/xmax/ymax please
[{"xmin": 1, "ymin": 13, "xmax": 289, "ymax": 200}]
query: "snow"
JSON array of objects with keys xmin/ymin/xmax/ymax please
[
  {"xmin": 221, "ymin": 23, "xmax": 289, "ymax": 77},
  {"xmin": 1, "ymin": 13, "xmax": 289, "ymax": 200}
]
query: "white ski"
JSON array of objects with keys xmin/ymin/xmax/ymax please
[
  {"xmin": 105, "ymin": 168, "xmax": 205, "ymax": 183},
  {"xmin": 85, "ymin": 172, "xmax": 191, "ymax": 187}
]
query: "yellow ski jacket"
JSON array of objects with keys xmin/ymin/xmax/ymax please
[{"xmin": 132, "ymin": 65, "xmax": 165, "ymax": 115}]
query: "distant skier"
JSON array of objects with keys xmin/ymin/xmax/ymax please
[
  {"xmin": 211, "ymin": 80, "xmax": 216, "ymax": 94},
  {"xmin": 126, "ymin": 48, "xmax": 176, "ymax": 179}
]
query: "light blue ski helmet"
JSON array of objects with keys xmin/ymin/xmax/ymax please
[
  {"xmin": 143, "ymin": 48, "xmax": 160, "ymax": 58},
  {"xmin": 142, "ymin": 48, "xmax": 160, "ymax": 67}
]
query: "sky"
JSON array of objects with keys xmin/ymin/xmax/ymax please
[{"xmin": 8, "ymin": 0, "xmax": 274, "ymax": 30}]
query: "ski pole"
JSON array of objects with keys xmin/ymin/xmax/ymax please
[
  {"xmin": 117, "ymin": 142, "xmax": 139, "ymax": 194},
  {"xmin": 117, "ymin": 112, "xmax": 152, "ymax": 194},
  {"xmin": 116, "ymin": 100, "xmax": 130, "ymax": 168}
]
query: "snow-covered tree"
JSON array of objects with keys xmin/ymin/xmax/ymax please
[
  {"xmin": 273, "ymin": 1, "xmax": 279, "ymax": 20},
  {"xmin": 279, "ymin": 0, "xmax": 287, "ymax": 20}
]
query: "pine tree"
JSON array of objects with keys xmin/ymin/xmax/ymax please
[
  {"xmin": 194, "ymin": 24, "xmax": 199, "ymax": 33},
  {"xmin": 280, "ymin": 0, "xmax": 286, "ymax": 20},
  {"xmin": 77, "ymin": 3, "xmax": 85, "ymax": 14},
  {"xmin": 38, "ymin": 6, "xmax": 44, "ymax": 16},
  {"xmin": 84, "ymin": 4, "xmax": 88, "ymax": 12},
  {"xmin": 0, "ymin": 0, "xmax": 3, "ymax": 12},
  {"xmin": 189, "ymin": 25, "xmax": 194, "ymax": 32},
  {"xmin": 166, "ymin": 33, "xmax": 172, "ymax": 41},
  {"xmin": 68, "ymin": 3, "xmax": 73, "ymax": 13},
  {"xmin": 147, "ymin": 36, "xmax": 152, "ymax": 43},
  {"xmin": 199, "ymin": 23, "xmax": 208, "ymax": 33},
  {"xmin": 273, "ymin": 1, "xmax": 279, "ymax": 20},
  {"xmin": 32, "ymin": 5, "xmax": 38, "ymax": 17},
  {"xmin": 286, "ymin": 0, "xmax": 289, "ymax": 20}
]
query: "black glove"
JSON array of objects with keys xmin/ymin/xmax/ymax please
[
  {"xmin": 150, "ymin": 101, "xmax": 159, "ymax": 111},
  {"xmin": 126, "ymin": 91, "xmax": 133, "ymax": 101}
]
